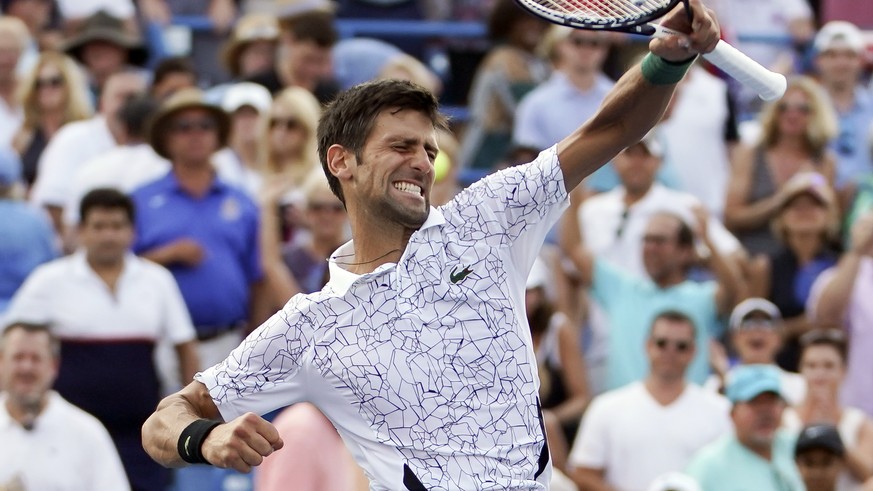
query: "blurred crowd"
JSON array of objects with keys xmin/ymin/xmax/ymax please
[{"xmin": 0, "ymin": 0, "xmax": 873, "ymax": 490}]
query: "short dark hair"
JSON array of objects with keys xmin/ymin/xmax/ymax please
[
  {"xmin": 1, "ymin": 322, "xmax": 60, "ymax": 358},
  {"xmin": 118, "ymin": 94, "xmax": 159, "ymax": 140},
  {"xmin": 800, "ymin": 328, "xmax": 848, "ymax": 364},
  {"xmin": 651, "ymin": 212, "xmax": 694, "ymax": 248},
  {"xmin": 152, "ymin": 56, "xmax": 197, "ymax": 88},
  {"xmin": 79, "ymin": 188, "xmax": 135, "ymax": 224},
  {"xmin": 650, "ymin": 309, "xmax": 697, "ymax": 338},
  {"xmin": 281, "ymin": 12, "xmax": 338, "ymax": 47},
  {"xmin": 317, "ymin": 79, "xmax": 448, "ymax": 204},
  {"xmin": 487, "ymin": 0, "xmax": 530, "ymax": 42}
]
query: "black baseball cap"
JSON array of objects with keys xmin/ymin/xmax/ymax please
[{"xmin": 795, "ymin": 424, "xmax": 845, "ymax": 457}]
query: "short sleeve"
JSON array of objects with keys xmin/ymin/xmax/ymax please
[
  {"xmin": 590, "ymin": 258, "xmax": 632, "ymax": 312},
  {"xmin": 513, "ymin": 93, "xmax": 548, "ymax": 151},
  {"xmin": 3, "ymin": 266, "xmax": 54, "ymax": 326}
]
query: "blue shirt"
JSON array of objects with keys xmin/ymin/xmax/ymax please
[
  {"xmin": 131, "ymin": 172, "xmax": 262, "ymax": 328},
  {"xmin": 591, "ymin": 259, "xmax": 721, "ymax": 389},
  {"xmin": 0, "ymin": 200, "xmax": 57, "ymax": 313},
  {"xmin": 831, "ymin": 87, "xmax": 873, "ymax": 187},
  {"xmin": 686, "ymin": 431, "xmax": 804, "ymax": 491}
]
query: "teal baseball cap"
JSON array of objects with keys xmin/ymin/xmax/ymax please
[{"xmin": 725, "ymin": 364, "xmax": 784, "ymax": 404}]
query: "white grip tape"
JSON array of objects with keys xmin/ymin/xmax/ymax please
[{"xmin": 702, "ymin": 40, "xmax": 787, "ymax": 101}]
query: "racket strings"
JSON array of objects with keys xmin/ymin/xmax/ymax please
[{"xmin": 527, "ymin": 0, "xmax": 669, "ymax": 21}]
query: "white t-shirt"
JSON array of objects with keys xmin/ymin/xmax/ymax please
[
  {"xmin": 0, "ymin": 392, "xmax": 130, "ymax": 491},
  {"xmin": 55, "ymin": 0, "xmax": 136, "ymax": 19},
  {"xmin": 211, "ymin": 147, "xmax": 264, "ymax": 199},
  {"xmin": 30, "ymin": 116, "xmax": 117, "ymax": 208},
  {"xmin": 569, "ymin": 381, "xmax": 731, "ymax": 491},
  {"xmin": 64, "ymin": 143, "xmax": 170, "ymax": 226},
  {"xmin": 196, "ymin": 147, "xmax": 570, "ymax": 490}
]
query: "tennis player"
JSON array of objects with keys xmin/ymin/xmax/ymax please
[{"xmin": 141, "ymin": 2, "xmax": 721, "ymax": 489}]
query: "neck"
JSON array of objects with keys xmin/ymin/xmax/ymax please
[
  {"xmin": 741, "ymin": 438, "xmax": 773, "ymax": 461},
  {"xmin": 644, "ymin": 375, "xmax": 686, "ymax": 405},
  {"xmin": 623, "ymin": 184, "xmax": 652, "ymax": 206},
  {"xmin": 5, "ymin": 395, "xmax": 47, "ymax": 428},
  {"xmin": 232, "ymin": 139, "xmax": 259, "ymax": 168},
  {"xmin": 653, "ymin": 271, "xmax": 685, "ymax": 289},
  {"xmin": 343, "ymin": 217, "xmax": 412, "ymax": 275},
  {"xmin": 173, "ymin": 161, "xmax": 215, "ymax": 197},
  {"xmin": 104, "ymin": 115, "xmax": 125, "ymax": 144},
  {"xmin": 786, "ymin": 231, "xmax": 822, "ymax": 264},
  {"xmin": 826, "ymin": 82, "xmax": 855, "ymax": 111},
  {"xmin": 40, "ymin": 111, "xmax": 65, "ymax": 134},
  {"xmin": 773, "ymin": 136, "xmax": 808, "ymax": 153},
  {"xmin": 564, "ymin": 68, "xmax": 596, "ymax": 92}
]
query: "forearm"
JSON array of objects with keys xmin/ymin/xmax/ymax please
[
  {"xmin": 812, "ymin": 252, "xmax": 861, "ymax": 325},
  {"xmin": 845, "ymin": 446, "xmax": 873, "ymax": 482},
  {"xmin": 572, "ymin": 467, "xmax": 616, "ymax": 491},
  {"xmin": 723, "ymin": 193, "xmax": 783, "ymax": 232},
  {"xmin": 781, "ymin": 315, "xmax": 816, "ymax": 340},
  {"xmin": 142, "ymin": 383, "xmax": 221, "ymax": 467},
  {"xmin": 707, "ymin": 236, "xmax": 741, "ymax": 314},
  {"xmin": 550, "ymin": 397, "xmax": 588, "ymax": 426},
  {"xmin": 141, "ymin": 244, "xmax": 178, "ymax": 267}
]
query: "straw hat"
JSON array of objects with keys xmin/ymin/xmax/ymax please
[
  {"xmin": 61, "ymin": 10, "xmax": 148, "ymax": 66},
  {"xmin": 221, "ymin": 13, "xmax": 280, "ymax": 77},
  {"xmin": 147, "ymin": 88, "xmax": 230, "ymax": 160}
]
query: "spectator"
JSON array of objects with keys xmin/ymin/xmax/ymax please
[
  {"xmin": 794, "ymin": 424, "xmax": 847, "ymax": 491},
  {"xmin": 724, "ymin": 76, "xmax": 838, "ymax": 257},
  {"xmin": 29, "ymin": 69, "xmax": 147, "ymax": 235},
  {"xmin": 11, "ymin": 50, "xmax": 92, "ymax": 188},
  {"xmin": 54, "ymin": 0, "xmax": 135, "ymax": 26},
  {"xmin": 3, "ymin": 188, "xmax": 199, "ymax": 491},
  {"xmin": 807, "ymin": 209, "xmax": 873, "ymax": 418},
  {"xmin": 512, "ymin": 25, "xmax": 613, "ymax": 187},
  {"xmin": 706, "ymin": 298, "xmax": 807, "ymax": 405},
  {"xmin": 247, "ymin": 7, "xmax": 339, "ymax": 104},
  {"xmin": 647, "ymin": 472, "xmax": 701, "ymax": 491},
  {"xmin": 526, "ymin": 257, "xmax": 588, "ymax": 472},
  {"xmin": 685, "ymin": 364, "xmax": 805, "ymax": 490},
  {"xmin": 213, "ymin": 82, "xmax": 273, "ymax": 197},
  {"xmin": 332, "ymin": 37, "xmax": 443, "ymax": 96},
  {"xmin": 1, "ymin": 0, "xmax": 60, "ymax": 54},
  {"xmin": 459, "ymin": 0, "xmax": 549, "ymax": 170},
  {"xmin": 0, "ymin": 16, "xmax": 28, "ymax": 148},
  {"xmin": 0, "ymin": 322, "xmax": 130, "ymax": 490},
  {"xmin": 569, "ymin": 209, "xmax": 741, "ymax": 389},
  {"xmin": 63, "ymin": 95, "xmax": 166, "ymax": 228},
  {"xmin": 745, "ymin": 171, "xmax": 840, "ymax": 371},
  {"xmin": 255, "ymin": 403, "xmax": 369, "ymax": 491},
  {"xmin": 0, "ymin": 148, "xmax": 55, "ymax": 314},
  {"xmin": 59, "ymin": 10, "xmax": 147, "ymax": 96},
  {"xmin": 132, "ymin": 88, "xmax": 269, "ymax": 369},
  {"xmin": 221, "ymin": 12, "xmax": 280, "ymax": 81},
  {"xmin": 149, "ymin": 56, "xmax": 198, "ymax": 102},
  {"xmin": 812, "ymin": 21, "xmax": 873, "ymax": 192},
  {"xmin": 783, "ymin": 329, "xmax": 873, "ymax": 488},
  {"xmin": 569, "ymin": 310, "xmax": 731, "ymax": 490}
]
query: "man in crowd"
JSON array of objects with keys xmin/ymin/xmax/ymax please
[
  {"xmin": 569, "ymin": 310, "xmax": 730, "ymax": 490},
  {"xmin": 794, "ymin": 424, "xmax": 847, "ymax": 491},
  {"xmin": 686, "ymin": 364, "xmax": 805, "ymax": 490},
  {"xmin": 0, "ymin": 322, "xmax": 130, "ymax": 490}
]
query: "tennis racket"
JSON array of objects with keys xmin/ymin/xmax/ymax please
[{"xmin": 514, "ymin": 0, "xmax": 787, "ymax": 101}]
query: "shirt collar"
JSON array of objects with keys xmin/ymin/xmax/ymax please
[
  {"xmin": 70, "ymin": 250, "xmax": 138, "ymax": 279},
  {"xmin": 153, "ymin": 169, "xmax": 227, "ymax": 195}
]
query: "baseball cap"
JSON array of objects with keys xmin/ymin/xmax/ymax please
[
  {"xmin": 814, "ymin": 21, "xmax": 865, "ymax": 54},
  {"xmin": 795, "ymin": 424, "xmax": 845, "ymax": 457},
  {"xmin": 729, "ymin": 298, "xmax": 782, "ymax": 331},
  {"xmin": 222, "ymin": 82, "xmax": 273, "ymax": 114},
  {"xmin": 647, "ymin": 472, "xmax": 701, "ymax": 491},
  {"xmin": 0, "ymin": 147, "xmax": 22, "ymax": 186},
  {"xmin": 779, "ymin": 172, "xmax": 835, "ymax": 209},
  {"xmin": 725, "ymin": 364, "xmax": 784, "ymax": 403}
]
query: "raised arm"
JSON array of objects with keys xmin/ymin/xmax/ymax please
[
  {"xmin": 557, "ymin": 0, "xmax": 720, "ymax": 192},
  {"xmin": 142, "ymin": 381, "xmax": 283, "ymax": 472}
]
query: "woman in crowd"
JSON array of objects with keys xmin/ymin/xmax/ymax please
[
  {"xmin": 12, "ymin": 50, "xmax": 91, "ymax": 187},
  {"xmin": 724, "ymin": 76, "xmax": 838, "ymax": 257},
  {"xmin": 784, "ymin": 329, "xmax": 873, "ymax": 490},
  {"xmin": 748, "ymin": 171, "xmax": 841, "ymax": 371}
]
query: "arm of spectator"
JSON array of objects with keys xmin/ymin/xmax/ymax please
[
  {"xmin": 744, "ymin": 253, "xmax": 771, "ymax": 299},
  {"xmin": 845, "ymin": 417, "xmax": 873, "ymax": 482},
  {"xmin": 694, "ymin": 206, "xmax": 740, "ymax": 316},
  {"xmin": 258, "ymin": 180, "xmax": 302, "ymax": 307},
  {"xmin": 140, "ymin": 238, "xmax": 205, "ymax": 267},
  {"xmin": 139, "ymin": 0, "xmax": 172, "ymax": 25},
  {"xmin": 779, "ymin": 314, "xmax": 817, "ymax": 341},
  {"xmin": 552, "ymin": 318, "xmax": 590, "ymax": 427},
  {"xmin": 142, "ymin": 381, "xmax": 284, "ymax": 471},
  {"xmin": 248, "ymin": 279, "xmax": 273, "ymax": 334},
  {"xmin": 810, "ymin": 212, "xmax": 873, "ymax": 325},
  {"xmin": 723, "ymin": 144, "xmax": 784, "ymax": 232},
  {"xmin": 175, "ymin": 340, "xmax": 200, "ymax": 386},
  {"xmin": 559, "ymin": 188, "xmax": 594, "ymax": 289},
  {"xmin": 572, "ymin": 468, "xmax": 617, "ymax": 491},
  {"xmin": 208, "ymin": 0, "xmax": 237, "ymax": 34}
]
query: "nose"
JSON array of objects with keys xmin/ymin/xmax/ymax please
[{"xmin": 409, "ymin": 146, "xmax": 433, "ymax": 175}]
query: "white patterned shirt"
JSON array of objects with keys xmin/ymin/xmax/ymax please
[{"xmin": 196, "ymin": 146, "xmax": 569, "ymax": 490}]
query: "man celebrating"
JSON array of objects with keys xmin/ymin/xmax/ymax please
[{"xmin": 141, "ymin": 2, "xmax": 722, "ymax": 489}]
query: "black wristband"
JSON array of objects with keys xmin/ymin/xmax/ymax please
[{"xmin": 178, "ymin": 419, "xmax": 221, "ymax": 464}]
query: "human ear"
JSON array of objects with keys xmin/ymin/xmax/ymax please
[{"xmin": 327, "ymin": 144, "xmax": 353, "ymax": 182}]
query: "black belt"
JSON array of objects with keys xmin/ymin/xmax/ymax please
[{"xmin": 196, "ymin": 322, "xmax": 244, "ymax": 341}]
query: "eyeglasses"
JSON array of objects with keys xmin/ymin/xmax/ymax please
[
  {"xmin": 270, "ymin": 118, "xmax": 302, "ymax": 131},
  {"xmin": 308, "ymin": 202, "xmax": 344, "ymax": 213},
  {"xmin": 169, "ymin": 118, "xmax": 218, "ymax": 133},
  {"xmin": 35, "ymin": 76, "xmax": 64, "ymax": 89},
  {"xmin": 777, "ymin": 102, "xmax": 812, "ymax": 114},
  {"xmin": 567, "ymin": 37, "xmax": 607, "ymax": 48},
  {"xmin": 653, "ymin": 337, "xmax": 693, "ymax": 352},
  {"xmin": 615, "ymin": 208, "xmax": 630, "ymax": 239},
  {"xmin": 642, "ymin": 234, "xmax": 672, "ymax": 245}
]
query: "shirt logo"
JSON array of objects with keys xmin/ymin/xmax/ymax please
[{"xmin": 450, "ymin": 265, "xmax": 474, "ymax": 284}]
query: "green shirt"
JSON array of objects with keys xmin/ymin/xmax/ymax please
[{"xmin": 686, "ymin": 430, "xmax": 805, "ymax": 491}]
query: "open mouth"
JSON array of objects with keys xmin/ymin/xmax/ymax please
[{"xmin": 393, "ymin": 181, "xmax": 423, "ymax": 198}]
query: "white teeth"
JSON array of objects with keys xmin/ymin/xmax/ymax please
[{"xmin": 394, "ymin": 182, "xmax": 422, "ymax": 196}]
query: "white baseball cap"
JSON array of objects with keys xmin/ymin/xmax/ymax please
[
  {"xmin": 814, "ymin": 21, "xmax": 865, "ymax": 54},
  {"xmin": 222, "ymin": 82, "xmax": 273, "ymax": 114},
  {"xmin": 729, "ymin": 297, "xmax": 782, "ymax": 331}
]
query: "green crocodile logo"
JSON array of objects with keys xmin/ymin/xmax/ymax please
[{"xmin": 450, "ymin": 265, "xmax": 474, "ymax": 284}]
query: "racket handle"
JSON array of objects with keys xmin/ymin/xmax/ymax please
[{"xmin": 702, "ymin": 40, "xmax": 787, "ymax": 101}]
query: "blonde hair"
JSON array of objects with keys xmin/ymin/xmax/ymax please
[
  {"xmin": 260, "ymin": 86, "xmax": 321, "ymax": 184},
  {"xmin": 16, "ymin": 51, "xmax": 93, "ymax": 132},
  {"xmin": 757, "ymin": 76, "xmax": 838, "ymax": 157}
]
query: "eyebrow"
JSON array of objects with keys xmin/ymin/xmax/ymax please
[{"xmin": 388, "ymin": 136, "xmax": 439, "ymax": 156}]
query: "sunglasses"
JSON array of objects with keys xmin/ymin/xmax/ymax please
[
  {"xmin": 653, "ymin": 337, "xmax": 693, "ymax": 352},
  {"xmin": 169, "ymin": 118, "xmax": 218, "ymax": 133},
  {"xmin": 308, "ymin": 202, "xmax": 344, "ymax": 213},
  {"xmin": 777, "ymin": 102, "xmax": 812, "ymax": 114},
  {"xmin": 567, "ymin": 37, "xmax": 607, "ymax": 48},
  {"xmin": 270, "ymin": 118, "xmax": 302, "ymax": 131},
  {"xmin": 36, "ymin": 76, "xmax": 64, "ymax": 89}
]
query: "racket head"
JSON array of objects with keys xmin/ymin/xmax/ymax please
[{"xmin": 514, "ymin": 0, "xmax": 681, "ymax": 31}]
